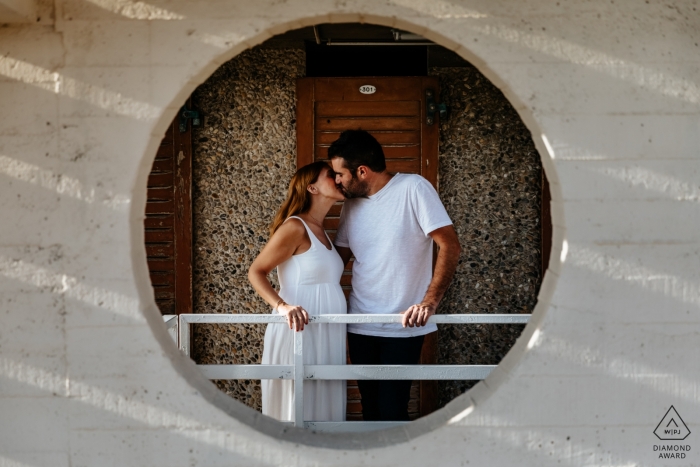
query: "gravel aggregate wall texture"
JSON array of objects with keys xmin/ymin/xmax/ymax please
[
  {"xmin": 431, "ymin": 66, "xmax": 541, "ymax": 408},
  {"xmin": 190, "ymin": 48, "xmax": 305, "ymax": 410},
  {"xmin": 189, "ymin": 48, "xmax": 541, "ymax": 412}
]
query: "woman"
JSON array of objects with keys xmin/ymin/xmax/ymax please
[{"xmin": 248, "ymin": 161, "xmax": 347, "ymax": 422}]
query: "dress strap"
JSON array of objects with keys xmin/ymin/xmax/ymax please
[
  {"xmin": 286, "ymin": 216, "xmax": 334, "ymax": 251},
  {"xmin": 285, "ymin": 216, "xmax": 318, "ymax": 247}
]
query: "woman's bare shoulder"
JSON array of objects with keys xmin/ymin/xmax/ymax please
[{"xmin": 272, "ymin": 217, "xmax": 307, "ymax": 242}]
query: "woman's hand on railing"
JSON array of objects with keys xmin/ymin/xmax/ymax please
[{"xmin": 277, "ymin": 304, "xmax": 309, "ymax": 331}]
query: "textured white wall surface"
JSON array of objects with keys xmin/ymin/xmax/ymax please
[{"xmin": 0, "ymin": 1, "xmax": 698, "ymax": 466}]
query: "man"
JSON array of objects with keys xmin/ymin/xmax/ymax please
[{"xmin": 329, "ymin": 129, "xmax": 461, "ymax": 421}]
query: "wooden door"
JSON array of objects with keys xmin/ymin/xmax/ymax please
[
  {"xmin": 144, "ymin": 107, "xmax": 194, "ymax": 315},
  {"xmin": 296, "ymin": 77, "xmax": 440, "ymax": 420},
  {"xmin": 541, "ymin": 172, "xmax": 552, "ymax": 275}
]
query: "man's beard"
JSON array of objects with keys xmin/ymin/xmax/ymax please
[{"xmin": 339, "ymin": 176, "xmax": 370, "ymax": 199}]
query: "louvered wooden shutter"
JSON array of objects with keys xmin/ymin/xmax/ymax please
[
  {"xmin": 297, "ymin": 77, "xmax": 440, "ymax": 419},
  {"xmin": 144, "ymin": 111, "xmax": 193, "ymax": 315}
]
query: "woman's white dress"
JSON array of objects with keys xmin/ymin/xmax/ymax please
[{"xmin": 261, "ymin": 216, "xmax": 347, "ymax": 422}]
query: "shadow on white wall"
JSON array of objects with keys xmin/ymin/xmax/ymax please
[
  {"xmin": 0, "ymin": 155, "xmax": 130, "ymax": 211},
  {"xmin": 468, "ymin": 23, "xmax": 700, "ymax": 106},
  {"xmin": 0, "ymin": 56, "xmax": 160, "ymax": 120},
  {"xmin": 0, "ymin": 256, "xmax": 143, "ymax": 322},
  {"xmin": 595, "ymin": 167, "xmax": 700, "ymax": 202},
  {"xmin": 568, "ymin": 244, "xmax": 700, "ymax": 309},
  {"xmin": 83, "ymin": 0, "xmax": 184, "ymax": 20}
]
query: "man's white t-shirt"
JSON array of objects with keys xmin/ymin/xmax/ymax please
[{"xmin": 335, "ymin": 173, "xmax": 453, "ymax": 337}]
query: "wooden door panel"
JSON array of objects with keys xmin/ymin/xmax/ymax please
[
  {"xmin": 381, "ymin": 146, "xmax": 421, "ymax": 159},
  {"xmin": 146, "ymin": 243, "xmax": 174, "ymax": 258},
  {"xmin": 145, "ymin": 199, "xmax": 175, "ymax": 214},
  {"xmin": 144, "ymin": 215, "xmax": 173, "ymax": 230},
  {"xmin": 328, "ymin": 203, "xmax": 343, "ymax": 217},
  {"xmin": 147, "ymin": 172, "xmax": 173, "ymax": 188},
  {"xmin": 316, "ymin": 100, "xmax": 420, "ymax": 117},
  {"xmin": 147, "ymin": 187, "xmax": 174, "ymax": 201},
  {"xmin": 153, "ymin": 287, "xmax": 175, "ymax": 301},
  {"xmin": 385, "ymin": 159, "xmax": 421, "ymax": 173},
  {"xmin": 149, "ymin": 271, "xmax": 175, "ymax": 286},
  {"xmin": 316, "ymin": 117, "xmax": 420, "ymax": 131},
  {"xmin": 346, "ymin": 401, "xmax": 363, "ymax": 415},
  {"xmin": 144, "ymin": 106, "xmax": 193, "ymax": 315},
  {"xmin": 542, "ymin": 172, "xmax": 552, "ymax": 276},
  {"xmin": 323, "ymin": 218, "xmax": 340, "ymax": 230},
  {"xmin": 347, "ymin": 385, "xmax": 361, "ymax": 399},
  {"xmin": 149, "ymin": 158, "xmax": 173, "ymax": 172},
  {"xmin": 315, "ymin": 131, "xmax": 421, "ymax": 145},
  {"xmin": 147, "ymin": 259, "xmax": 177, "ymax": 272},
  {"xmin": 297, "ymin": 77, "xmax": 440, "ymax": 420},
  {"xmin": 145, "ymin": 230, "xmax": 174, "ymax": 243},
  {"xmin": 313, "ymin": 77, "xmax": 424, "ymax": 101},
  {"xmin": 314, "ymin": 144, "xmax": 420, "ymax": 160},
  {"xmin": 155, "ymin": 145, "xmax": 176, "ymax": 159}
]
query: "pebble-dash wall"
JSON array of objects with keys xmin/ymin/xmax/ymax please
[
  {"xmin": 432, "ymin": 65, "xmax": 541, "ymax": 407},
  {"xmin": 191, "ymin": 48, "xmax": 304, "ymax": 410},
  {"xmin": 189, "ymin": 48, "xmax": 541, "ymax": 411}
]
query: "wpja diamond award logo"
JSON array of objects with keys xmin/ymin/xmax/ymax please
[{"xmin": 653, "ymin": 406, "xmax": 691, "ymax": 460}]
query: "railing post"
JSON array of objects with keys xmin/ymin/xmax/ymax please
[
  {"xmin": 293, "ymin": 328, "xmax": 304, "ymax": 428},
  {"xmin": 178, "ymin": 314, "xmax": 190, "ymax": 356}
]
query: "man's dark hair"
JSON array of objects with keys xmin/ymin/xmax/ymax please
[{"xmin": 327, "ymin": 129, "xmax": 386, "ymax": 173}]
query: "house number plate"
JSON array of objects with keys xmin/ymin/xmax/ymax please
[{"xmin": 359, "ymin": 85, "xmax": 376, "ymax": 94}]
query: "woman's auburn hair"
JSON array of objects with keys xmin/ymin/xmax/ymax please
[{"xmin": 269, "ymin": 161, "xmax": 329, "ymax": 236}]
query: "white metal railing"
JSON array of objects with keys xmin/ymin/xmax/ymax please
[
  {"xmin": 173, "ymin": 313, "xmax": 530, "ymax": 432},
  {"xmin": 163, "ymin": 315, "xmax": 178, "ymax": 346}
]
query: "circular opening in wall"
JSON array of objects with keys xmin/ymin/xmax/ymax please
[{"xmin": 142, "ymin": 20, "xmax": 555, "ymax": 447}]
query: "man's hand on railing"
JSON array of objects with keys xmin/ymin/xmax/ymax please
[
  {"xmin": 400, "ymin": 302, "xmax": 437, "ymax": 327},
  {"xmin": 277, "ymin": 303, "xmax": 309, "ymax": 331}
]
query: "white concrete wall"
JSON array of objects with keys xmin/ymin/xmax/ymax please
[{"xmin": 0, "ymin": 1, "xmax": 698, "ymax": 466}]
